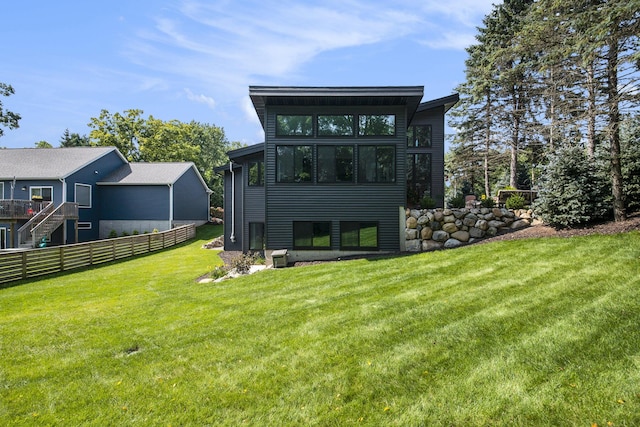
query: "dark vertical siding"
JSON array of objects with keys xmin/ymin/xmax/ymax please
[
  {"xmin": 173, "ymin": 167, "xmax": 209, "ymax": 221},
  {"xmin": 264, "ymin": 105, "xmax": 407, "ymax": 252},
  {"xmin": 100, "ymin": 186, "xmax": 169, "ymax": 220},
  {"xmin": 410, "ymin": 106, "xmax": 446, "ymax": 207}
]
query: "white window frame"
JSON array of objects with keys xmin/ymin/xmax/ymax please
[
  {"xmin": 75, "ymin": 183, "xmax": 92, "ymax": 208},
  {"xmin": 0, "ymin": 182, "xmax": 4, "ymax": 199},
  {"xmin": 30, "ymin": 186, "xmax": 54, "ymax": 202},
  {"xmin": 77, "ymin": 222, "xmax": 92, "ymax": 230}
]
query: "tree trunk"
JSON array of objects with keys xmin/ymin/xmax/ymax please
[
  {"xmin": 510, "ymin": 90, "xmax": 520, "ymax": 189},
  {"xmin": 484, "ymin": 91, "xmax": 491, "ymax": 197},
  {"xmin": 587, "ymin": 60, "xmax": 597, "ymax": 158},
  {"xmin": 607, "ymin": 35, "xmax": 626, "ymax": 221}
]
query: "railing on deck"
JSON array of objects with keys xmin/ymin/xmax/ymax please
[
  {"xmin": 0, "ymin": 224, "xmax": 196, "ymax": 285},
  {"xmin": 0, "ymin": 200, "xmax": 48, "ymax": 220}
]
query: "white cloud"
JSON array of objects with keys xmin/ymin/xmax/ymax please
[{"xmin": 184, "ymin": 88, "xmax": 216, "ymax": 109}]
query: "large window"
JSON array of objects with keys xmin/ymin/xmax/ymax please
[
  {"xmin": 248, "ymin": 161, "xmax": 264, "ymax": 186},
  {"xmin": 276, "ymin": 145, "xmax": 313, "ymax": 183},
  {"xmin": 293, "ymin": 221, "xmax": 331, "ymax": 249},
  {"xmin": 407, "ymin": 153, "xmax": 432, "ymax": 205},
  {"xmin": 358, "ymin": 114, "xmax": 395, "ymax": 136},
  {"xmin": 340, "ymin": 222, "xmax": 378, "ymax": 250},
  {"xmin": 249, "ymin": 222, "xmax": 264, "ymax": 251},
  {"xmin": 276, "ymin": 115, "xmax": 313, "ymax": 137},
  {"xmin": 317, "ymin": 115, "xmax": 354, "ymax": 136},
  {"xmin": 358, "ymin": 146, "xmax": 395, "ymax": 183},
  {"xmin": 30, "ymin": 186, "xmax": 53, "ymax": 202},
  {"xmin": 318, "ymin": 145, "xmax": 354, "ymax": 183},
  {"xmin": 407, "ymin": 125, "xmax": 432, "ymax": 147},
  {"xmin": 75, "ymin": 183, "xmax": 91, "ymax": 208}
]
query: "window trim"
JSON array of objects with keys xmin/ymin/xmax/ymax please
[
  {"xmin": 317, "ymin": 114, "xmax": 355, "ymax": 137},
  {"xmin": 77, "ymin": 222, "xmax": 92, "ymax": 230},
  {"xmin": 340, "ymin": 221, "xmax": 379, "ymax": 250},
  {"xmin": 317, "ymin": 145, "xmax": 354, "ymax": 184},
  {"xmin": 276, "ymin": 145, "xmax": 313, "ymax": 183},
  {"xmin": 407, "ymin": 124, "xmax": 432, "ymax": 148},
  {"xmin": 249, "ymin": 222, "xmax": 265, "ymax": 251},
  {"xmin": 0, "ymin": 227, "xmax": 6, "ymax": 250},
  {"xmin": 0, "ymin": 182, "xmax": 4, "ymax": 199},
  {"xmin": 30, "ymin": 186, "xmax": 53, "ymax": 202},
  {"xmin": 275, "ymin": 114, "xmax": 314, "ymax": 137},
  {"xmin": 357, "ymin": 145, "xmax": 396, "ymax": 184},
  {"xmin": 75, "ymin": 183, "xmax": 92, "ymax": 208},
  {"xmin": 248, "ymin": 160, "xmax": 264, "ymax": 187},
  {"xmin": 293, "ymin": 221, "xmax": 332, "ymax": 250},
  {"xmin": 357, "ymin": 114, "xmax": 396, "ymax": 137}
]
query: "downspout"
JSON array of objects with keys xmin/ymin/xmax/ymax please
[
  {"xmin": 60, "ymin": 178, "xmax": 67, "ymax": 244},
  {"xmin": 229, "ymin": 162, "xmax": 236, "ymax": 243},
  {"xmin": 168, "ymin": 184, "xmax": 174, "ymax": 228}
]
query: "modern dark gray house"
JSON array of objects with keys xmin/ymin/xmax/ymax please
[
  {"xmin": 0, "ymin": 147, "xmax": 211, "ymax": 249},
  {"xmin": 219, "ymin": 86, "xmax": 458, "ymax": 262}
]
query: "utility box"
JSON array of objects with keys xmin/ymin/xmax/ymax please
[{"xmin": 271, "ymin": 249, "xmax": 288, "ymax": 268}]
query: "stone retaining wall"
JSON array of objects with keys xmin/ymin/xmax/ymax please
[{"xmin": 405, "ymin": 207, "xmax": 535, "ymax": 252}]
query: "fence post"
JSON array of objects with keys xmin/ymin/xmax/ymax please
[
  {"xmin": 22, "ymin": 251, "xmax": 27, "ymax": 280},
  {"xmin": 60, "ymin": 247, "xmax": 65, "ymax": 272}
]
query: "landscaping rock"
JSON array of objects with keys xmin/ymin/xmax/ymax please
[
  {"xmin": 444, "ymin": 238, "xmax": 462, "ymax": 249},
  {"xmin": 451, "ymin": 230, "xmax": 470, "ymax": 242},
  {"xmin": 406, "ymin": 216, "xmax": 418, "ymax": 229},
  {"xmin": 405, "ymin": 239, "xmax": 421, "ymax": 252},
  {"xmin": 442, "ymin": 222, "xmax": 458, "ymax": 234},
  {"xmin": 422, "ymin": 240, "xmax": 443, "ymax": 251},
  {"xmin": 420, "ymin": 227, "xmax": 433, "ymax": 240},
  {"xmin": 432, "ymin": 230, "xmax": 450, "ymax": 242}
]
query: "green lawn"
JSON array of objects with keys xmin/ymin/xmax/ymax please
[{"xmin": 1, "ymin": 224, "xmax": 639, "ymax": 426}]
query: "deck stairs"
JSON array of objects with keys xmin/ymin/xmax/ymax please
[{"xmin": 18, "ymin": 202, "xmax": 79, "ymax": 248}]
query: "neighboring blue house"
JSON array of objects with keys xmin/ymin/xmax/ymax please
[
  {"xmin": 218, "ymin": 86, "xmax": 458, "ymax": 262},
  {"xmin": 0, "ymin": 147, "xmax": 211, "ymax": 249}
]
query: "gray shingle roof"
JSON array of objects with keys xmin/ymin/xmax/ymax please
[
  {"xmin": 99, "ymin": 162, "xmax": 207, "ymax": 187},
  {"xmin": 0, "ymin": 147, "xmax": 122, "ymax": 179}
]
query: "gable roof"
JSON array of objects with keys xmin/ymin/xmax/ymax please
[
  {"xmin": 249, "ymin": 86, "xmax": 425, "ymax": 128},
  {"xmin": 98, "ymin": 162, "xmax": 211, "ymax": 191},
  {"xmin": 0, "ymin": 147, "xmax": 126, "ymax": 180}
]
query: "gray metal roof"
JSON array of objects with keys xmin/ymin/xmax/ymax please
[
  {"xmin": 249, "ymin": 86, "xmax": 425, "ymax": 128},
  {"xmin": 0, "ymin": 147, "xmax": 124, "ymax": 180},
  {"xmin": 99, "ymin": 162, "xmax": 211, "ymax": 191}
]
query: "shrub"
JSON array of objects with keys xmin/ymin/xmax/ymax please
[
  {"xmin": 230, "ymin": 252, "xmax": 258, "ymax": 275},
  {"xmin": 480, "ymin": 195, "xmax": 495, "ymax": 208},
  {"xmin": 132, "ymin": 230, "xmax": 140, "ymax": 235},
  {"xmin": 505, "ymin": 193, "xmax": 526, "ymax": 210},
  {"xmin": 121, "ymin": 231, "xmax": 129, "ymax": 237},
  {"xmin": 108, "ymin": 230, "xmax": 118, "ymax": 239},
  {"xmin": 621, "ymin": 118, "xmax": 640, "ymax": 212},
  {"xmin": 533, "ymin": 145, "xmax": 611, "ymax": 228},
  {"xmin": 420, "ymin": 195, "xmax": 437, "ymax": 209},
  {"xmin": 209, "ymin": 266, "xmax": 228, "ymax": 280},
  {"xmin": 448, "ymin": 194, "xmax": 465, "ymax": 209}
]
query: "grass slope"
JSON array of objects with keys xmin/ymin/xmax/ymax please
[{"xmin": 1, "ymin": 225, "xmax": 639, "ymax": 426}]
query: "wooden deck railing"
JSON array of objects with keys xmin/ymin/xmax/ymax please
[
  {"xmin": 0, "ymin": 200, "xmax": 48, "ymax": 220},
  {"xmin": 0, "ymin": 224, "xmax": 196, "ymax": 285}
]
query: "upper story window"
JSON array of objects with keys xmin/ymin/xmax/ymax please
[
  {"xmin": 276, "ymin": 145, "xmax": 313, "ymax": 183},
  {"xmin": 276, "ymin": 115, "xmax": 313, "ymax": 137},
  {"xmin": 0, "ymin": 182, "xmax": 4, "ymax": 199},
  {"xmin": 75, "ymin": 183, "xmax": 91, "ymax": 208},
  {"xmin": 318, "ymin": 145, "xmax": 354, "ymax": 183},
  {"xmin": 358, "ymin": 146, "xmax": 396, "ymax": 183},
  {"xmin": 358, "ymin": 114, "xmax": 396, "ymax": 136},
  {"xmin": 248, "ymin": 160, "xmax": 264, "ymax": 186},
  {"xmin": 317, "ymin": 115, "xmax": 354, "ymax": 137},
  {"xmin": 408, "ymin": 125, "xmax": 432, "ymax": 147},
  {"xmin": 30, "ymin": 186, "xmax": 53, "ymax": 202}
]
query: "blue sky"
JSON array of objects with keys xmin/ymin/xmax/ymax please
[{"xmin": 2, "ymin": 0, "xmax": 495, "ymax": 149}]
